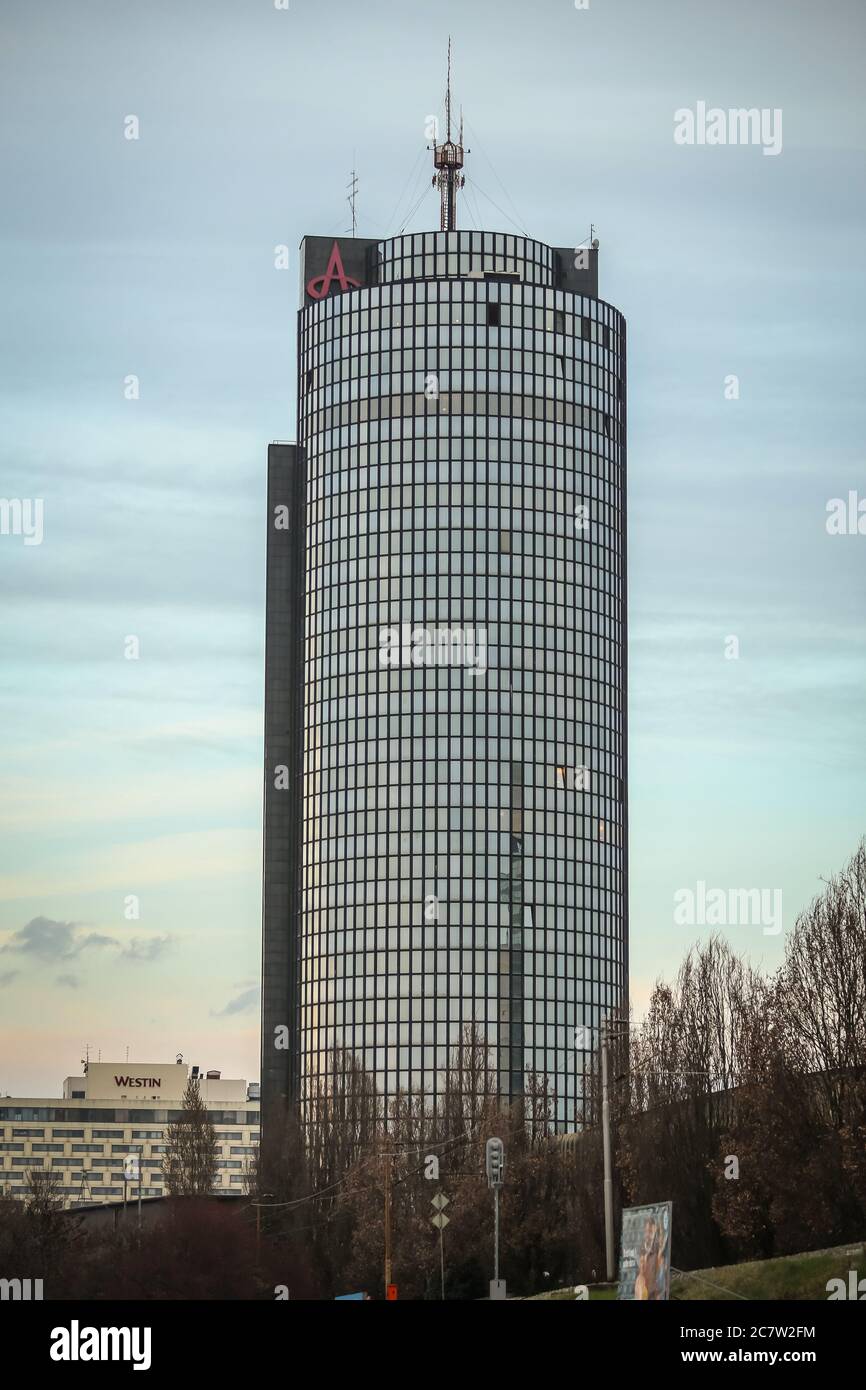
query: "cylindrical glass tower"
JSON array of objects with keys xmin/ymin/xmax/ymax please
[{"xmin": 293, "ymin": 230, "xmax": 626, "ymax": 1131}]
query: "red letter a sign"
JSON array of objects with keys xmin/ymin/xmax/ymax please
[{"xmin": 306, "ymin": 242, "xmax": 360, "ymax": 300}]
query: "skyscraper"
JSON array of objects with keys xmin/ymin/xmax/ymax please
[{"xmin": 262, "ymin": 98, "xmax": 627, "ymax": 1138}]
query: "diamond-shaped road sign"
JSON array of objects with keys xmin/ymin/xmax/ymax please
[
  {"xmin": 431, "ymin": 1212, "xmax": 450, "ymax": 1230},
  {"xmin": 431, "ymin": 1192, "xmax": 450, "ymax": 1212}
]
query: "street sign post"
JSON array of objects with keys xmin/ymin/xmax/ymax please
[{"xmin": 431, "ymin": 1191, "xmax": 450, "ymax": 1299}]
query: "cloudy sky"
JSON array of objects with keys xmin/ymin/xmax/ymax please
[{"xmin": 1, "ymin": 0, "xmax": 864, "ymax": 1095}]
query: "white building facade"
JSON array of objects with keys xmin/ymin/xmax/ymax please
[{"xmin": 0, "ymin": 1060, "xmax": 260, "ymax": 1208}]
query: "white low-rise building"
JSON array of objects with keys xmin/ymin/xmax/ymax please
[{"xmin": 0, "ymin": 1059, "xmax": 260, "ymax": 1207}]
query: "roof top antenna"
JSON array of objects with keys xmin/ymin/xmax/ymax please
[
  {"xmin": 432, "ymin": 37, "xmax": 467, "ymax": 231},
  {"xmin": 347, "ymin": 163, "xmax": 358, "ymax": 236}
]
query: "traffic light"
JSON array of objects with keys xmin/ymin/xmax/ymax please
[{"xmin": 485, "ymin": 1137, "xmax": 505, "ymax": 1189}]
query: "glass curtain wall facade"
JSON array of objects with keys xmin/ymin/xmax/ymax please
[{"xmin": 288, "ymin": 230, "xmax": 626, "ymax": 1132}]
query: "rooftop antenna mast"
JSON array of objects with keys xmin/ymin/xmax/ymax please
[
  {"xmin": 432, "ymin": 37, "xmax": 466, "ymax": 231},
  {"xmin": 346, "ymin": 163, "xmax": 358, "ymax": 235}
]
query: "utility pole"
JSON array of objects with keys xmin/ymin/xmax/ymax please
[
  {"xmin": 383, "ymin": 1143, "xmax": 392, "ymax": 1297},
  {"xmin": 254, "ymin": 1194, "xmax": 274, "ymax": 1264},
  {"xmin": 601, "ymin": 1019, "xmax": 616, "ymax": 1282}
]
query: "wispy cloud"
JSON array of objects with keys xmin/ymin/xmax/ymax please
[
  {"xmin": 212, "ymin": 986, "xmax": 259, "ymax": 1018},
  {"xmin": 0, "ymin": 917, "xmax": 111, "ymax": 959},
  {"xmin": 121, "ymin": 937, "xmax": 171, "ymax": 962},
  {"xmin": 1, "ymin": 917, "xmax": 172, "ymax": 966}
]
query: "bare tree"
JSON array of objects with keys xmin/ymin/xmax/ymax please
[
  {"xmin": 777, "ymin": 840, "xmax": 866, "ymax": 1127},
  {"xmin": 620, "ymin": 937, "xmax": 767, "ymax": 1268},
  {"xmin": 304, "ymin": 1048, "xmax": 382, "ymax": 1192}
]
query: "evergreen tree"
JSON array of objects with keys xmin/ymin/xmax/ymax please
[{"xmin": 163, "ymin": 1078, "xmax": 218, "ymax": 1196}]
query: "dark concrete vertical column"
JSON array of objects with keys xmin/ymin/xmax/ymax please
[{"xmin": 261, "ymin": 442, "xmax": 305, "ymax": 1144}]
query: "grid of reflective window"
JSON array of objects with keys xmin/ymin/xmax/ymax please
[
  {"xmin": 376, "ymin": 231, "xmax": 555, "ymax": 287},
  {"xmin": 298, "ymin": 233, "xmax": 626, "ymax": 1130}
]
